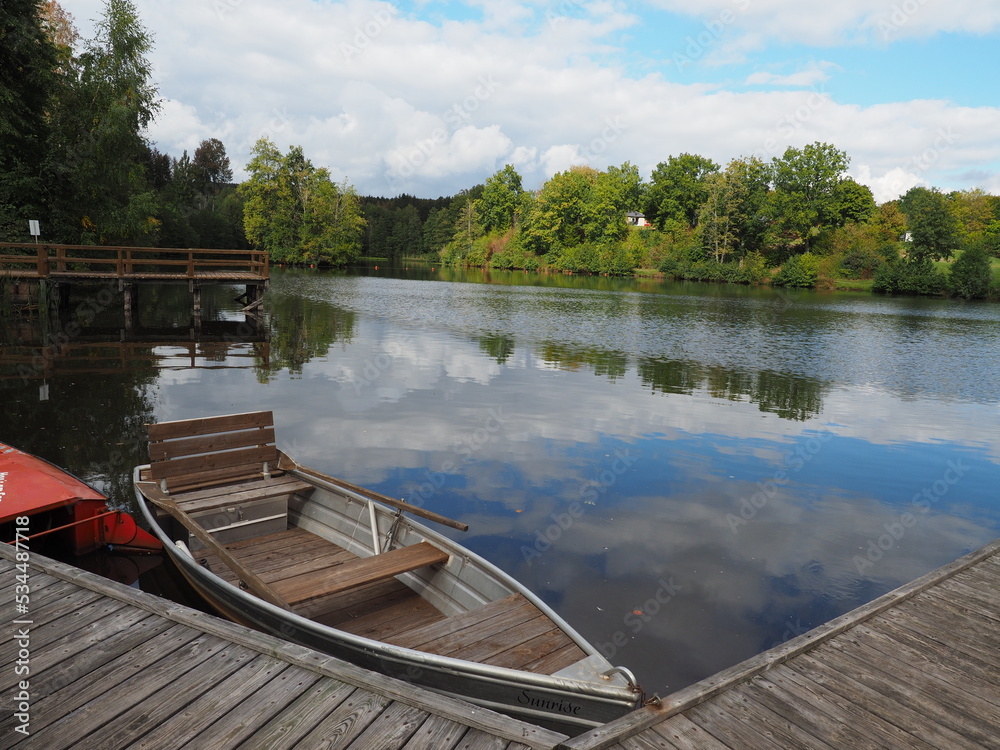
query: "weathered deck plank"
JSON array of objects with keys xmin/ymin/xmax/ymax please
[
  {"xmin": 0, "ymin": 546, "xmax": 567, "ymax": 750},
  {"xmin": 786, "ymin": 654, "xmax": 983, "ymax": 749},
  {"xmin": 23, "ymin": 634, "xmax": 236, "ymax": 749},
  {"xmin": 180, "ymin": 665, "xmax": 325, "ymax": 749},
  {"xmin": 811, "ymin": 646, "xmax": 1000, "ymax": 746},
  {"xmin": 343, "ymin": 700, "xmax": 428, "ymax": 748},
  {"xmin": 17, "ymin": 624, "xmax": 204, "ymax": 737},
  {"xmin": 120, "ymin": 656, "xmax": 289, "ymax": 750},
  {"xmin": 684, "ymin": 693, "xmax": 809, "ymax": 750},
  {"xmin": 68, "ymin": 648, "xmax": 277, "ymax": 750},
  {"xmin": 228, "ymin": 680, "xmax": 357, "ymax": 750},
  {"xmin": 5, "ymin": 604, "xmax": 154, "ymax": 680},
  {"xmin": 644, "ymin": 715, "xmax": 729, "ymax": 750},
  {"xmin": 292, "ymin": 689, "xmax": 392, "ymax": 748},
  {"xmin": 455, "ymin": 730, "xmax": 509, "ymax": 749},
  {"xmin": 398, "ymin": 714, "xmax": 468, "ymax": 750}
]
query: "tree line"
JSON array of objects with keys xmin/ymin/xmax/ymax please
[
  {"xmin": 427, "ymin": 149, "xmax": 999, "ymax": 299},
  {"xmin": 1, "ymin": 1, "xmax": 248, "ymax": 248},
  {"xmin": 3, "ymin": 2, "xmax": 997, "ymax": 298}
]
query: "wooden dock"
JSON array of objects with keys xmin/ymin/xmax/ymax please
[
  {"xmin": 0, "ymin": 544, "xmax": 567, "ymax": 749},
  {"xmin": 558, "ymin": 538, "xmax": 1000, "ymax": 750},
  {"xmin": 2, "ymin": 538, "xmax": 997, "ymax": 749},
  {"xmin": 0, "ymin": 242, "xmax": 268, "ymax": 318}
]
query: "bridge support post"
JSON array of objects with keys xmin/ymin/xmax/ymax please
[
  {"xmin": 55, "ymin": 283, "xmax": 70, "ymax": 312},
  {"xmin": 122, "ymin": 283, "xmax": 138, "ymax": 332},
  {"xmin": 38, "ymin": 280, "xmax": 56, "ymax": 316},
  {"xmin": 191, "ymin": 282, "xmax": 202, "ymax": 331}
]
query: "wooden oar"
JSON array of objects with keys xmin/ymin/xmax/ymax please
[
  {"xmin": 135, "ymin": 481, "xmax": 293, "ymax": 611},
  {"xmin": 277, "ymin": 452, "xmax": 469, "ymax": 532}
]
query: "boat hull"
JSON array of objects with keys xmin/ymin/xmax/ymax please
[
  {"xmin": 1, "ymin": 443, "xmax": 159, "ymax": 554},
  {"xmin": 136, "ymin": 466, "xmax": 639, "ymax": 733}
]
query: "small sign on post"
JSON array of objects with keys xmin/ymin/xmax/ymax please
[{"xmin": 28, "ymin": 220, "xmax": 40, "ymax": 242}]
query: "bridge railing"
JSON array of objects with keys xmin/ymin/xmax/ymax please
[{"xmin": 0, "ymin": 243, "xmax": 269, "ymax": 280}]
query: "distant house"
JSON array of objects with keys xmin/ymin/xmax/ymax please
[{"xmin": 626, "ymin": 211, "xmax": 648, "ymax": 227}]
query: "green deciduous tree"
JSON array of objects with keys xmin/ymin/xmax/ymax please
[
  {"xmin": 241, "ymin": 139, "xmax": 288, "ymax": 253},
  {"xmin": 240, "ymin": 138, "xmax": 364, "ymax": 265},
  {"xmin": 193, "ymin": 137, "xmax": 233, "ymax": 194},
  {"xmin": 698, "ymin": 172, "xmax": 737, "ymax": 263},
  {"xmin": 0, "ymin": 0, "xmax": 59, "ymax": 239},
  {"xmin": 723, "ymin": 156, "xmax": 771, "ymax": 258},
  {"xmin": 522, "ymin": 164, "xmax": 639, "ymax": 259},
  {"xmin": 588, "ymin": 163, "xmax": 638, "ymax": 246},
  {"xmin": 773, "ymin": 252, "xmax": 821, "ymax": 288},
  {"xmin": 948, "ymin": 188, "xmax": 994, "ymax": 238},
  {"xmin": 694, "ymin": 156, "xmax": 771, "ymax": 263},
  {"xmin": 899, "ymin": 186, "xmax": 959, "ymax": 262},
  {"xmin": 47, "ymin": 0, "xmax": 161, "ymax": 244},
  {"xmin": 644, "ymin": 153, "xmax": 719, "ymax": 229},
  {"xmin": 524, "ymin": 166, "xmax": 596, "ymax": 252},
  {"xmin": 833, "ymin": 179, "xmax": 876, "ymax": 226},
  {"xmin": 604, "ymin": 161, "xmax": 644, "ymax": 215},
  {"xmin": 948, "ymin": 243, "xmax": 993, "ymax": 299},
  {"xmin": 479, "ymin": 165, "xmax": 524, "ymax": 233},
  {"xmin": 446, "ymin": 198, "xmax": 484, "ymax": 258},
  {"xmin": 768, "ymin": 142, "xmax": 850, "ymax": 252}
]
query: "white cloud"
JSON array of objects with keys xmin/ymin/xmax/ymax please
[
  {"xmin": 853, "ymin": 165, "xmax": 923, "ymax": 203},
  {"xmin": 745, "ymin": 61, "xmax": 839, "ymax": 87},
  {"xmin": 61, "ymin": 0, "xmax": 1000, "ymax": 201},
  {"xmin": 648, "ymin": 0, "xmax": 1000, "ymax": 45}
]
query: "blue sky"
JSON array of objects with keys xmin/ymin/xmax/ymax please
[{"xmin": 65, "ymin": 0, "xmax": 1000, "ymax": 200}]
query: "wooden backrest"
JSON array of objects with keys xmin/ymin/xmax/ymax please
[{"xmin": 147, "ymin": 411, "xmax": 278, "ymax": 493}]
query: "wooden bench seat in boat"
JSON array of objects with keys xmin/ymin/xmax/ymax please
[
  {"xmin": 194, "ymin": 528, "xmax": 585, "ymax": 674},
  {"xmin": 145, "ymin": 410, "xmax": 313, "ymax": 547},
  {"xmin": 274, "ymin": 541, "xmax": 450, "ymax": 605},
  {"xmin": 145, "ymin": 413, "xmax": 451, "ymax": 611},
  {"xmin": 168, "ymin": 474, "xmax": 312, "ymax": 515}
]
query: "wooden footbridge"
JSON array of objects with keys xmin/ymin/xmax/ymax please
[
  {"xmin": 1, "ymin": 538, "xmax": 997, "ymax": 748},
  {"xmin": 0, "ymin": 242, "xmax": 268, "ymax": 318}
]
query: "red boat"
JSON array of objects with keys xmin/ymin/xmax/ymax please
[{"xmin": 0, "ymin": 442, "xmax": 160, "ymax": 555}]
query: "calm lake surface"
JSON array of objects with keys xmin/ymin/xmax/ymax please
[{"xmin": 3, "ymin": 265, "xmax": 999, "ymax": 695}]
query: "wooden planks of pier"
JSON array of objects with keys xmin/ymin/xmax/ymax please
[
  {"xmin": 0, "ymin": 545, "xmax": 567, "ymax": 750},
  {"xmin": 559, "ymin": 538, "xmax": 1000, "ymax": 750},
  {"xmin": 1, "ymin": 537, "xmax": 996, "ymax": 749}
]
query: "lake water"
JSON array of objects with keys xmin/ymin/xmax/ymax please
[{"xmin": 3, "ymin": 266, "xmax": 999, "ymax": 696}]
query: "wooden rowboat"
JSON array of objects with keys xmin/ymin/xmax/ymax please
[{"xmin": 133, "ymin": 411, "xmax": 641, "ymax": 732}]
